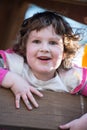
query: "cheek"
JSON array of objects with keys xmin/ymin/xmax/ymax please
[
  {"xmin": 26, "ymin": 43, "xmax": 34, "ymax": 54},
  {"xmin": 26, "ymin": 47, "xmax": 33, "ymax": 61},
  {"xmin": 26, "ymin": 44, "xmax": 38, "ymax": 65},
  {"xmin": 54, "ymin": 48, "xmax": 64, "ymax": 67},
  {"xmin": 26, "ymin": 52, "xmax": 33, "ymax": 67},
  {"xmin": 54, "ymin": 48, "xmax": 63, "ymax": 59}
]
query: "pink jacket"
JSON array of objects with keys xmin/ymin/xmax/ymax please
[{"xmin": 0, "ymin": 49, "xmax": 13, "ymax": 84}]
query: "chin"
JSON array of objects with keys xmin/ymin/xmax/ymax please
[{"xmin": 40, "ymin": 69, "xmax": 54, "ymax": 74}]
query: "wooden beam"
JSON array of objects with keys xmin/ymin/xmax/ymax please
[
  {"xmin": 45, "ymin": 0, "xmax": 87, "ymax": 6},
  {"xmin": 23, "ymin": 0, "xmax": 87, "ymax": 24},
  {"xmin": 0, "ymin": 88, "xmax": 87, "ymax": 130}
]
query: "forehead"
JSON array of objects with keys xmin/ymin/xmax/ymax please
[{"xmin": 28, "ymin": 25, "xmax": 62, "ymax": 39}]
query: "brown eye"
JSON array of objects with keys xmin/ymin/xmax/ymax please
[
  {"xmin": 49, "ymin": 41, "xmax": 57, "ymax": 45},
  {"xmin": 32, "ymin": 40, "xmax": 41, "ymax": 44}
]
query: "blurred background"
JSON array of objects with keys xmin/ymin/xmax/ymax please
[{"xmin": 0, "ymin": 0, "xmax": 87, "ymax": 50}]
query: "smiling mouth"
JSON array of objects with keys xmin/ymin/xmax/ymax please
[{"xmin": 38, "ymin": 56, "xmax": 51, "ymax": 60}]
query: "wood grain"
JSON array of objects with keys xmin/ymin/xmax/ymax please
[{"xmin": 0, "ymin": 88, "xmax": 87, "ymax": 130}]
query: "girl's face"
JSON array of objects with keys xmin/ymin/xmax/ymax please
[{"xmin": 26, "ymin": 25, "xmax": 64, "ymax": 80}]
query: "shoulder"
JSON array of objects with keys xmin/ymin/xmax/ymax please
[
  {"xmin": 5, "ymin": 50, "xmax": 24, "ymax": 62},
  {"xmin": 58, "ymin": 65, "xmax": 83, "ymax": 78},
  {"xmin": 0, "ymin": 49, "xmax": 24, "ymax": 66},
  {"xmin": 58, "ymin": 65, "xmax": 83, "ymax": 92},
  {"xmin": 0, "ymin": 49, "xmax": 23, "ymax": 61},
  {"xmin": 0, "ymin": 49, "xmax": 24, "ymax": 74}
]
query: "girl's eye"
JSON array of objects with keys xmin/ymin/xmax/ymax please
[
  {"xmin": 49, "ymin": 41, "xmax": 58, "ymax": 45},
  {"xmin": 32, "ymin": 40, "xmax": 40, "ymax": 44}
]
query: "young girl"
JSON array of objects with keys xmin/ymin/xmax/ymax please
[{"xmin": 0, "ymin": 11, "xmax": 87, "ymax": 130}]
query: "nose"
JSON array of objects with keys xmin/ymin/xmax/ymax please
[{"xmin": 39, "ymin": 42, "xmax": 50, "ymax": 52}]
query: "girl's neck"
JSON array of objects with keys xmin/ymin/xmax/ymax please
[{"xmin": 32, "ymin": 71, "xmax": 56, "ymax": 81}]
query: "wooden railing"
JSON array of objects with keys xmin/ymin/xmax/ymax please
[{"xmin": 0, "ymin": 88, "xmax": 87, "ymax": 130}]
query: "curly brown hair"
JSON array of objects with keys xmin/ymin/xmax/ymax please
[{"xmin": 13, "ymin": 11, "xmax": 80, "ymax": 69}]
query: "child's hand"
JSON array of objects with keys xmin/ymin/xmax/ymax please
[
  {"xmin": 59, "ymin": 114, "xmax": 87, "ymax": 130},
  {"xmin": 2, "ymin": 71, "xmax": 43, "ymax": 110},
  {"xmin": 11, "ymin": 80, "xmax": 43, "ymax": 110}
]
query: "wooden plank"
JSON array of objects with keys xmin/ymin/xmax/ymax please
[
  {"xmin": 0, "ymin": 87, "xmax": 87, "ymax": 130},
  {"xmin": 25, "ymin": 0, "xmax": 87, "ymax": 24}
]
